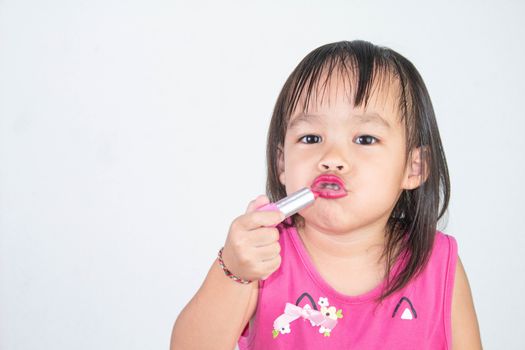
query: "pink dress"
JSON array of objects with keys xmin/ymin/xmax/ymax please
[{"xmin": 238, "ymin": 224, "xmax": 458, "ymax": 349}]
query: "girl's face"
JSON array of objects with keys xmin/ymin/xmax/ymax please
[{"xmin": 278, "ymin": 74, "xmax": 423, "ymax": 235}]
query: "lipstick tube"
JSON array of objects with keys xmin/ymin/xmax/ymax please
[{"xmin": 257, "ymin": 187, "xmax": 316, "ymax": 221}]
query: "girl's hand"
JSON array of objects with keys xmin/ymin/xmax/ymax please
[{"xmin": 221, "ymin": 195, "xmax": 285, "ymax": 282}]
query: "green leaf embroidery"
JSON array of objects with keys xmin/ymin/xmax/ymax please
[
  {"xmin": 336, "ymin": 309, "xmax": 344, "ymax": 319},
  {"xmin": 324, "ymin": 331, "xmax": 331, "ymax": 337},
  {"xmin": 272, "ymin": 329, "xmax": 279, "ymax": 339}
]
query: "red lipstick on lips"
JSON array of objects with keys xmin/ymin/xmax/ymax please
[{"xmin": 311, "ymin": 174, "xmax": 347, "ymax": 199}]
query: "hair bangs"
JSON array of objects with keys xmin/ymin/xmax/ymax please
[{"xmin": 282, "ymin": 42, "xmax": 403, "ymax": 125}]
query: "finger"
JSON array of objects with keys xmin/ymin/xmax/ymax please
[
  {"xmin": 260, "ymin": 254, "xmax": 282, "ymax": 280},
  {"xmin": 245, "ymin": 194, "xmax": 270, "ymax": 213},
  {"xmin": 237, "ymin": 210, "xmax": 285, "ymax": 231},
  {"xmin": 254, "ymin": 242, "xmax": 281, "ymax": 261},
  {"xmin": 249, "ymin": 228, "xmax": 280, "ymax": 247}
]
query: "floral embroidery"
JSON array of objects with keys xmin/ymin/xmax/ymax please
[
  {"xmin": 272, "ymin": 293, "xmax": 344, "ymax": 338},
  {"xmin": 321, "ymin": 305, "xmax": 338, "ymax": 319},
  {"xmin": 318, "ymin": 297, "xmax": 329, "ymax": 307}
]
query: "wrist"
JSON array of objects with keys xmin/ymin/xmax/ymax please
[{"xmin": 217, "ymin": 247, "xmax": 253, "ymax": 284}]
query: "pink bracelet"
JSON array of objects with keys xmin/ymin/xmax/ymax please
[{"xmin": 217, "ymin": 247, "xmax": 253, "ymax": 284}]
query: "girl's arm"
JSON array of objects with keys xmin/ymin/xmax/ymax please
[
  {"xmin": 170, "ymin": 195, "xmax": 284, "ymax": 350},
  {"xmin": 170, "ymin": 261, "xmax": 260, "ymax": 350},
  {"xmin": 451, "ymin": 257, "xmax": 482, "ymax": 349}
]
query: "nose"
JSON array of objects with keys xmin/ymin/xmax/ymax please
[
  {"xmin": 318, "ymin": 148, "xmax": 349, "ymax": 172},
  {"xmin": 319, "ymin": 162, "xmax": 345, "ymax": 171},
  {"xmin": 320, "ymin": 163, "xmax": 344, "ymax": 171}
]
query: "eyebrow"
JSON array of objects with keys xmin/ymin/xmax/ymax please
[
  {"xmin": 288, "ymin": 113, "xmax": 320, "ymax": 129},
  {"xmin": 288, "ymin": 112, "xmax": 391, "ymax": 129},
  {"xmin": 353, "ymin": 113, "xmax": 391, "ymax": 128}
]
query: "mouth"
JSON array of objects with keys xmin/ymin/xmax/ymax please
[{"xmin": 310, "ymin": 174, "xmax": 348, "ymax": 199}]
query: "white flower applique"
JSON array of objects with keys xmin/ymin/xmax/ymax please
[{"xmin": 318, "ymin": 305, "xmax": 343, "ymax": 336}]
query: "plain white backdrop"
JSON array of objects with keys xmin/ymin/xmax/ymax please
[{"xmin": 1, "ymin": 0, "xmax": 524, "ymax": 349}]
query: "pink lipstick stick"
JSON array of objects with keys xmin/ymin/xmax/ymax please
[{"xmin": 257, "ymin": 187, "xmax": 318, "ymax": 224}]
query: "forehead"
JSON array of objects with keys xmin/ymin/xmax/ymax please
[{"xmin": 288, "ymin": 70, "xmax": 403, "ymax": 126}]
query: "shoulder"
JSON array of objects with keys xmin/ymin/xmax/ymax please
[
  {"xmin": 433, "ymin": 231, "xmax": 458, "ymax": 255},
  {"xmin": 427, "ymin": 231, "xmax": 458, "ymax": 304},
  {"xmin": 420, "ymin": 231, "xmax": 458, "ymax": 277},
  {"xmin": 412, "ymin": 231, "xmax": 458, "ymax": 307},
  {"xmin": 428, "ymin": 231, "xmax": 458, "ymax": 271}
]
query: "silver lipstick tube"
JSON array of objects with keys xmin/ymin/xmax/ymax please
[{"xmin": 275, "ymin": 187, "xmax": 316, "ymax": 218}]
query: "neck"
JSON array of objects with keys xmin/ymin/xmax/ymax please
[{"xmin": 297, "ymin": 220, "xmax": 387, "ymax": 263}]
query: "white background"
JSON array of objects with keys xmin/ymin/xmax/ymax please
[{"xmin": 1, "ymin": 1, "xmax": 524, "ymax": 349}]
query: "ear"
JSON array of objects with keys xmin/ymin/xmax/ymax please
[
  {"xmin": 277, "ymin": 146, "xmax": 285, "ymax": 185},
  {"xmin": 402, "ymin": 147, "xmax": 429, "ymax": 190}
]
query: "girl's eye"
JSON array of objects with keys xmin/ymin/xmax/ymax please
[
  {"xmin": 354, "ymin": 135, "xmax": 378, "ymax": 145},
  {"xmin": 299, "ymin": 135, "xmax": 322, "ymax": 144}
]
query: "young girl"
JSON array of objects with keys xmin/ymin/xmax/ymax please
[{"xmin": 171, "ymin": 40, "xmax": 482, "ymax": 349}]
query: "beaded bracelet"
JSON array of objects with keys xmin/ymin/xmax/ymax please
[{"xmin": 217, "ymin": 247, "xmax": 253, "ymax": 284}]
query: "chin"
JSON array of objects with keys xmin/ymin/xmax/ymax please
[{"xmin": 303, "ymin": 212, "xmax": 348, "ymax": 232}]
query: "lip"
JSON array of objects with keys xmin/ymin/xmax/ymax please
[{"xmin": 311, "ymin": 174, "xmax": 348, "ymax": 199}]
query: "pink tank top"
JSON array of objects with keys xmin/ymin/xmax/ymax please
[{"xmin": 238, "ymin": 224, "xmax": 458, "ymax": 349}]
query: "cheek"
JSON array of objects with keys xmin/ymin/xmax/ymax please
[
  {"xmin": 284, "ymin": 145, "xmax": 311, "ymax": 169},
  {"xmin": 283, "ymin": 151, "xmax": 316, "ymax": 188},
  {"xmin": 354, "ymin": 154, "xmax": 406, "ymax": 191}
]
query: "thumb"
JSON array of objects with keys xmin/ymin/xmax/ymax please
[{"xmin": 245, "ymin": 194, "xmax": 271, "ymax": 214}]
